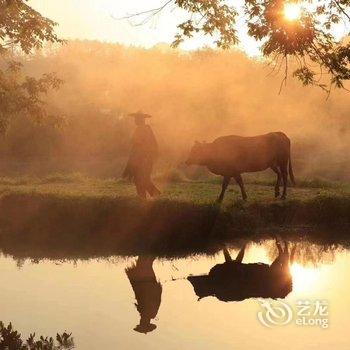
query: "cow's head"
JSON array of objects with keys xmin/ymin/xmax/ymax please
[{"xmin": 185, "ymin": 141, "xmax": 208, "ymax": 166}]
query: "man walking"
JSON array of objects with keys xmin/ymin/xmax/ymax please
[{"xmin": 123, "ymin": 111, "xmax": 161, "ymax": 199}]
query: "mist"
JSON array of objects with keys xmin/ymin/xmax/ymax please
[{"xmin": 2, "ymin": 40, "xmax": 349, "ymax": 180}]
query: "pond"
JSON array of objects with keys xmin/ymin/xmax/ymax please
[{"xmin": 0, "ymin": 238, "xmax": 348, "ymax": 349}]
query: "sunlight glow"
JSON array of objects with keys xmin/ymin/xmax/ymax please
[
  {"xmin": 291, "ymin": 263, "xmax": 321, "ymax": 293},
  {"xmin": 284, "ymin": 2, "xmax": 302, "ymax": 21}
]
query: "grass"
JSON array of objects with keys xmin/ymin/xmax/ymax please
[
  {"xmin": 0, "ymin": 177, "xmax": 348, "ymax": 260},
  {"xmin": 0, "ymin": 174, "xmax": 348, "ymax": 201}
]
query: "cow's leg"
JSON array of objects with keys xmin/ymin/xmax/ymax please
[
  {"xmin": 223, "ymin": 247, "xmax": 232, "ymax": 262},
  {"xmin": 271, "ymin": 237, "xmax": 292, "ymax": 273},
  {"xmin": 135, "ymin": 179, "xmax": 147, "ymax": 199},
  {"xmin": 271, "ymin": 166, "xmax": 281, "ymax": 198},
  {"xmin": 233, "ymin": 174, "xmax": 247, "ymax": 200},
  {"xmin": 290, "ymin": 244, "xmax": 297, "ymax": 264},
  {"xmin": 280, "ymin": 164, "xmax": 288, "ymax": 200},
  {"xmin": 146, "ymin": 181, "xmax": 161, "ymax": 197},
  {"xmin": 235, "ymin": 243, "xmax": 247, "ymax": 263},
  {"xmin": 275, "ymin": 239, "xmax": 283, "ymax": 255},
  {"xmin": 217, "ymin": 176, "xmax": 230, "ymax": 203},
  {"xmin": 282, "ymin": 240, "xmax": 289, "ymax": 265},
  {"xmin": 270, "ymin": 240, "xmax": 284, "ymax": 269},
  {"xmin": 275, "ymin": 241, "xmax": 290, "ymax": 272}
]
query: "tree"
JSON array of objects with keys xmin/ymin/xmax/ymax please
[
  {"xmin": 0, "ymin": 0, "xmax": 63, "ymax": 133},
  {"xmin": 122, "ymin": 0, "xmax": 350, "ymax": 93},
  {"xmin": 0, "ymin": 321, "xmax": 74, "ymax": 349}
]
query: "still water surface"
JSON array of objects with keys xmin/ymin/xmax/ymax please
[{"xmin": 0, "ymin": 241, "xmax": 349, "ymax": 349}]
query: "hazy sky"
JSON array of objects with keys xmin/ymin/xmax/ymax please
[
  {"xmin": 29, "ymin": 0, "xmax": 261, "ymax": 55},
  {"xmin": 28, "ymin": 0, "xmax": 348, "ymax": 56}
]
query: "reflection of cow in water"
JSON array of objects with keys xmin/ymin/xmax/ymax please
[
  {"xmin": 185, "ymin": 132, "xmax": 295, "ymax": 201},
  {"xmin": 188, "ymin": 239, "xmax": 296, "ymax": 302}
]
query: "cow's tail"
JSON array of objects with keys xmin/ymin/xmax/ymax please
[{"xmin": 288, "ymin": 145, "xmax": 296, "ymax": 186}]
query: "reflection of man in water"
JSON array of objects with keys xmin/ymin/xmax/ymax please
[
  {"xmin": 126, "ymin": 256, "xmax": 162, "ymax": 334},
  {"xmin": 122, "ymin": 111, "xmax": 161, "ymax": 199}
]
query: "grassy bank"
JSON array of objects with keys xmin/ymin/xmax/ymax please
[{"xmin": 0, "ymin": 178, "xmax": 348, "ymax": 259}]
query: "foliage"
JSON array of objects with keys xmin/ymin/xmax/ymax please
[
  {"xmin": 0, "ymin": 321, "xmax": 74, "ymax": 350},
  {"xmin": 130, "ymin": 0, "xmax": 350, "ymax": 91},
  {"xmin": 0, "ymin": 0, "xmax": 63, "ymax": 132},
  {"xmin": 0, "ymin": 61, "xmax": 62, "ymax": 133},
  {"xmin": 244, "ymin": 0, "xmax": 350, "ymax": 92},
  {"xmin": 172, "ymin": 0, "xmax": 239, "ymax": 48}
]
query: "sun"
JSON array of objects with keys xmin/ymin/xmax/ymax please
[
  {"xmin": 290, "ymin": 263, "xmax": 321, "ymax": 293},
  {"xmin": 284, "ymin": 2, "xmax": 302, "ymax": 21}
]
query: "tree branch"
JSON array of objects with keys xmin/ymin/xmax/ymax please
[
  {"xmin": 112, "ymin": 0, "xmax": 173, "ymax": 22},
  {"xmin": 332, "ymin": 0, "xmax": 350, "ymax": 21}
]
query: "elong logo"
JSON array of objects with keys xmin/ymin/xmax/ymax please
[{"xmin": 257, "ymin": 299, "xmax": 329, "ymax": 329}]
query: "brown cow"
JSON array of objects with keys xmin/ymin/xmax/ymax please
[{"xmin": 185, "ymin": 132, "xmax": 295, "ymax": 201}]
